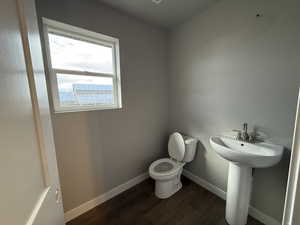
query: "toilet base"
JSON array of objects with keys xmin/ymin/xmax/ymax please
[{"xmin": 154, "ymin": 174, "xmax": 182, "ymax": 199}]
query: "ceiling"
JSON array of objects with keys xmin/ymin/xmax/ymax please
[{"xmin": 100, "ymin": 0, "xmax": 220, "ymax": 29}]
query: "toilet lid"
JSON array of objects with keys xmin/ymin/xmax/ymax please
[{"xmin": 168, "ymin": 132, "xmax": 185, "ymax": 161}]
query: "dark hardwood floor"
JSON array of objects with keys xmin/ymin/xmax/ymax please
[{"xmin": 67, "ymin": 178, "xmax": 264, "ymax": 225}]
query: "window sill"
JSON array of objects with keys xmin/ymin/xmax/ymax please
[{"xmin": 53, "ymin": 105, "xmax": 123, "ymax": 114}]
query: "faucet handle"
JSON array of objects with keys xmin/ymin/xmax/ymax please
[
  {"xmin": 249, "ymin": 131, "xmax": 262, "ymax": 143},
  {"xmin": 249, "ymin": 132, "xmax": 255, "ymax": 143},
  {"xmin": 232, "ymin": 129, "xmax": 242, "ymax": 140}
]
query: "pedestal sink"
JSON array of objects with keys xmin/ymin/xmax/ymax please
[{"xmin": 210, "ymin": 136, "xmax": 284, "ymax": 225}]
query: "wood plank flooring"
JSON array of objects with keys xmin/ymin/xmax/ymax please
[{"xmin": 67, "ymin": 177, "xmax": 264, "ymax": 225}]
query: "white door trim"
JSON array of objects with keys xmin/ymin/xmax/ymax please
[
  {"xmin": 282, "ymin": 88, "xmax": 300, "ymax": 225},
  {"xmin": 17, "ymin": 0, "xmax": 50, "ymax": 186}
]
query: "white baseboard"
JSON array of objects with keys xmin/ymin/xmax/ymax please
[
  {"xmin": 64, "ymin": 169, "xmax": 281, "ymax": 225},
  {"xmin": 249, "ymin": 206, "xmax": 281, "ymax": 225},
  {"xmin": 182, "ymin": 169, "xmax": 281, "ymax": 225},
  {"xmin": 64, "ymin": 172, "xmax": 149, "ymax": 223},
  {"xmin": 183, "ymin": 169, "xmax": 226, "ymax": 199}
]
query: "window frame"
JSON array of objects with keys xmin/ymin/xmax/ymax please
[{"xmin": 42, "ymin": 18, "xmax": 122, "ymax": 113}]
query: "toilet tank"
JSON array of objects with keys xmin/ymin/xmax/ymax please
[{"xmin": 182, "ymin": 136, "xmax": 198, "ymax": 162}]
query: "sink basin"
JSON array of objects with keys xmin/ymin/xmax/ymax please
[
  {"xmin": 210, "ymin": 136, "xmax": 284, "ymax": 168},
  {"xmin": 209, "ymin": 135, "xmax": 284, "ymax": 225}
]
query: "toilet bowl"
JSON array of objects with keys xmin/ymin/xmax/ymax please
[{"xmin": 149, "ymin": 132, "xmax": 197, "ymax": 199}]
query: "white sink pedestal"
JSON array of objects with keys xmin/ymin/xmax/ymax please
[
  {"xmin": 226, "ymin": 163, "xmax": 253, "ymax": 225},
  {"xmin": 209, "ymin": 136, "xmax": 284, "ymax": 225}
]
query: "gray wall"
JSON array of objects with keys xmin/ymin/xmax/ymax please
[
  {"xmin": 36, "ymin": 0, "xmax": 299, "ymax": 221},
  {"xmin": 36, "ymin": 0, "xmax": 169, "ymax": 212},
  {"xmin": 169, "ymin": 0, "xmax": 300, "ymax": 222}
]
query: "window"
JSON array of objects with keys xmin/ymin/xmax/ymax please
[{"xmin": 43, "ymin": 18, "xmax": 122, "ymax": 113}]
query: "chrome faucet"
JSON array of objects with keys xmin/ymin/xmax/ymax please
[
  {"xmin": 242, "ymin": 123, "xmax": 249, "ymax": 141},
  {"xmin": 233, "ymin": 123, "xmax": 258, "ymax": 143}
]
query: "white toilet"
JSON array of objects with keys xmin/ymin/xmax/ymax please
[{"xmin": 149, "ymin": 132, "xmax": 197, "ymax": 199}]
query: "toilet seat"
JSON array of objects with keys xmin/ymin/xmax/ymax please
[{"xmin": 149, "ymin": 158, "xmax": 184, "ymax": 180}]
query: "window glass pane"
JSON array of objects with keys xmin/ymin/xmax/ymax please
[
  {"xmin": 57, "ymin": 74, "xmax": 114, "ymax": 107},
  {"xmin": 49, "ymin": 33, "xmax": 114, "ymax": 74}
]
